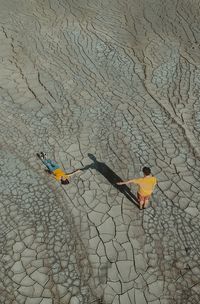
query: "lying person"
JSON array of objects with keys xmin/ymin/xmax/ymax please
[{"xmin": 37, "ymin": 152, "xmax": 81, "ymax": 184}]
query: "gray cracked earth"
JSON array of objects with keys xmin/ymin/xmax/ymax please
[{"xmin": 0, "ymin": 0, "xmax": 200, "ymax": 303}]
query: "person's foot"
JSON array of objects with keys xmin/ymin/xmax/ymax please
[{"xmin": 40, "ymin": 152, "xmax": 46, "ymax": 159}]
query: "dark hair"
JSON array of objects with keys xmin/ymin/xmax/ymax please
[
  {"xmin": 61, "ymin": 179, "xmax": 69, "ymax": 185},
  {"xmin": 142, "ymin": 167, "xmax": 151, "ymax": 176}
]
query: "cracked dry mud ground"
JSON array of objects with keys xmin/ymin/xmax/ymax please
[{"xmin": 0, "ymin": 0, "xmax": 200, "ymax": 303}]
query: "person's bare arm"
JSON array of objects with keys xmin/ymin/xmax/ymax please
[
  {"xmin": 67, "ymin": 169, "xmax": 82, "ymax": 177},
  {"xmin": 117, "ymin": 180, "xmax": 134, "ymax": 185}
]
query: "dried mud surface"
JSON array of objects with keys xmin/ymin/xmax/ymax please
[{"xmin": 0, "ymin": 0, "xmax": 200, "ymax": 303}]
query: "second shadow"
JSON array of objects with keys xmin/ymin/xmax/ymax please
[{"xmin": 81, "ymin": 154, "xmax": 139, "ymax": 208}]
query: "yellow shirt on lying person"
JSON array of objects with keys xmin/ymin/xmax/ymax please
[
  {"xmin": 52, "ymin": 168, "xmax": 69, "ymax": 181},
  {"xmin": 131, "ymin": 176, "xmax": 157, "ymax": 196}
]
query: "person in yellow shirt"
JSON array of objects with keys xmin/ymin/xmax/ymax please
[
  {"xmin": 117, "ymin": 167, "xmax": 157, "ymax": 209},
  {"xmin": 37, "ymin": 152, "xmax": 81, "ymax": 184}
]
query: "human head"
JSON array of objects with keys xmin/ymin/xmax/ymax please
[
  {"xmin": 61, "ymin": 178, "xmax": 69, "ymax": 185},
  {"xmin": 142, "ymin": 167, "xmax": 151, "ymax": 176}
]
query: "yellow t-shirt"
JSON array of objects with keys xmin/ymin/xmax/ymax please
[
  {"xmin": 52, "ymin": 168, "xmax": 69, "ymax": 181},
  {"xmin": 131, "ymin": 176, "xmax": 157, "ymax": 196}
]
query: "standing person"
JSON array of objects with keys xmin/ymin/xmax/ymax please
[
  {"xmin": 117, "ymin": 167, "xmax": 157, "ymax": 209},
  {"xmin": 37, "ymin": 152, "xmax": 81, "ymax": 184}
]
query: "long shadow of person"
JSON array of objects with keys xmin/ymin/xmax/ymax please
[{"xmin": 81, "ymin": 153, "xmax": 139, "ymax": 208}]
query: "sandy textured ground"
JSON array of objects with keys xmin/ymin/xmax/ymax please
[{"xmin": 0, "ymin": 0, "xmax": 200, "ymax": 303}]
